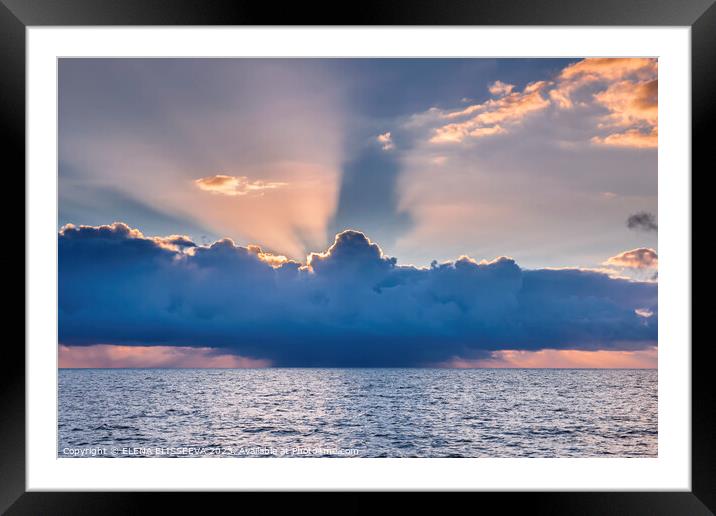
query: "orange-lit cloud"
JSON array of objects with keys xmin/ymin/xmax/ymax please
[
  {"xmin": 468, "ymin": 125, "xmax": 507, "ymax": 138},
  {"xmin": 591, "ymin": 127, "xmax": 657, "ymax": 149},
  {"xmin": 377, "ymin": 131, "xmax": 395, "ymax": 150},
  {"xmin": 59, "ymin": 344, "xmax": 271, "ymax": 368},
  {"xmin": 152, "ymin": 234, "xmax": 197, "ymax": 251},
  {"xmin": 559, "ymin": 57, "xmax": 657, "ymax": 83},
  {"xmin": 604, "ymin": 248, "xmax": 658, "ymax": 269},
  {"xmin": 594, "ymin": 79, "xmax": 657, "ymax": 128},
  {"xmin": 195, "ymin": 174, "xmax": 287, "ymax": 196},
  {"xmin": 438, "ymin": 347, "xmax": 657, "ymax": 369},
  {"xmin": 431, "ymin": 81, "xmax": 550, "ymax": 143},
  {"xmin": 554, "ymin": 58, "xmax": 658, "ymax": 148},
  {"xmin": 488, "ymin": 80, "xmax": 515, "ymax": 96},
  {"xmin": 246, "ymin": 244, "xmax": 293, "ymax": 268},
  {"xmin": 421, "ymin": 58, "xmax": 658, "ymax": 148}
]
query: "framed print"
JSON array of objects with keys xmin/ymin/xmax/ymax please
[{"xmin": 4, "ymin": 0, "xmax": 712, "ymax": 512}]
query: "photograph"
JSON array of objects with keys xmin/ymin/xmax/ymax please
[{"xmin": 57, "ymin": 57, "xmax": 658, "ymax": 459}]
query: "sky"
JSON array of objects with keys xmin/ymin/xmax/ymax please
[{"xmin": 58, "ymin": 58, "xmax": 658, "ymax": 368}]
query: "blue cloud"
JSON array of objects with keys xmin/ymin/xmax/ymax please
[{"xmin": 59, "ymin": 223, "xmax": 657, "ymax": 366}]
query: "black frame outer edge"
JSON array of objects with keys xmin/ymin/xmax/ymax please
[{"xmin": 2, "ymin": 0, "xmax": 713, "ymax": 513}]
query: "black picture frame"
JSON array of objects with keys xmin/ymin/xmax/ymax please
[{"xmin": 3, "ymin": 0, "xmax": 710, "ymax": 512}]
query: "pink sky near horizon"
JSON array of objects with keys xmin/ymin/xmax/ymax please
[
  {"xmin": 58, "ymin": 344, "xmax": 271, "ymax": 369},
  {"xmin": 59, "ymin": 344, "xmax": 657, "ymax": 369},
  {"xmin": 439, "ymin": 347, "xmax": 658, "ymax": 369}
]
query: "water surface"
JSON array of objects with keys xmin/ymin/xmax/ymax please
[{"xmin": 58, "ymin": 368, "xmax": 657, "ymax": 458}]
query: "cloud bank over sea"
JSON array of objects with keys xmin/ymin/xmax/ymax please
[{"xmin": 59, "ymin": 223, "xmax": 657, "ymax": 367}]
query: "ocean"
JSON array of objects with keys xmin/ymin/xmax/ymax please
[{"xmin": 58, "ymin": 368, "xmax": 657, "ymax": 458}]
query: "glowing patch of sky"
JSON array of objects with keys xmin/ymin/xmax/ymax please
[{"xmin": 59, "ymin": 58, "xmax": 656, "ymax": 272}]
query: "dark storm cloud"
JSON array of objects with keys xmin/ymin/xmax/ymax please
[
  {"xmin": 59, "ymin": 223, "xmax": 657, "ymax": 367},
  {"xmin": 627, "ymin": 212, "xmax": 658, "ymax": 232}
]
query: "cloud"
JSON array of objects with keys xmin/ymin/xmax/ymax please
[
  {"xmin": 488, "ymin": 80, "xmax": 515, "ymax": 96},
  {"xmin": 594, "ymin": 79, "xmax": 657, "ymax": 128},
  {"xmin": 59, "ymin": 223, "xmax": 658, "ymax": 367},
  {"xmin": 558, "ymin": 58, "xmax": 657, "ymax": 83},
  {"xmin": 549, "ymin": 58, "xmax": 656, "ymax": 111},
  {"xmin": 377, "ymin": 132, "xmax": 394, "ymax": 151},
  {"xmin": 554, "ymin": 58, "xmax": 658, "ymax": 148},
  {"xmin": 591, "ymin": 127, "xmax": 657, "ymax": 149},
  {"xmin": 627, "ymin": 211, "xmax": 658, "ymax": 232},
  {"xmin": 153, "ymin": 234, "xmax": 197, "ymax": 251},
  {"xmin": 429, "ymin": 81, "xmax": 550, "ymax": 143},
  {"xmin": 246, "ymin": 244, "xmax": 292, "ymax": 268},
  {"xmin": 604, "ymin": 248, "xmax": 658, "ymax": 269},
  {"xmin": 635, "ymin": 308, "xmax": 654, "ymax": 318},
  {"xmin": 410, "ymin": 58, "xmax": 657, "ymax": 149},
  {"xmin": 194, "ymin": 174, "xmax": 287, "ymax": 196},
  {"xmin": 589, "ymin": 78, "xmax": 657, "ymax": 148}
]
